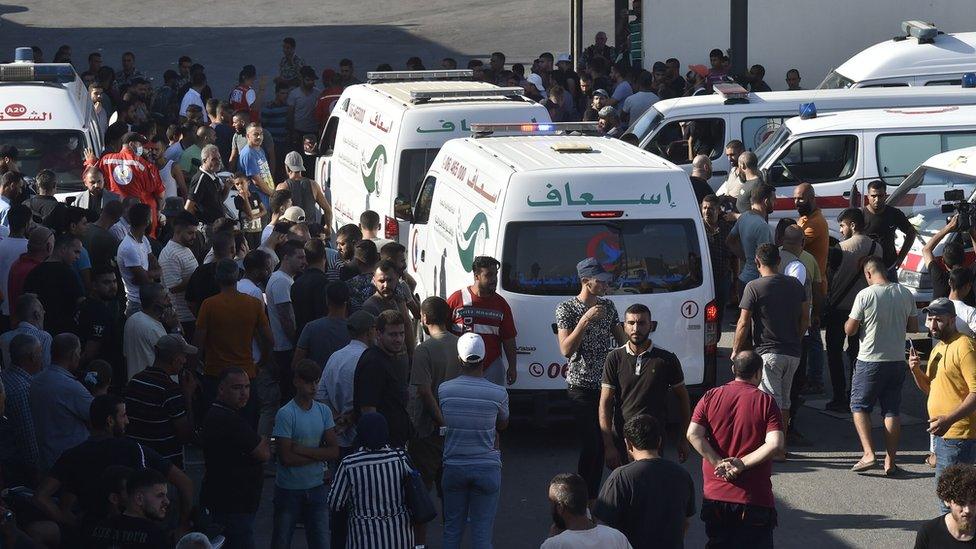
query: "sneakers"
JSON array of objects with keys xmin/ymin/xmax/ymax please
[{"xmin": 800, "ymin": 382, "xmax": 825, "ymax": 395}]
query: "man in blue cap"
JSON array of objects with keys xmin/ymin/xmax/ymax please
[{"xmin": 556, "ymin": 257, "xmax": 626, "ymax": 504}]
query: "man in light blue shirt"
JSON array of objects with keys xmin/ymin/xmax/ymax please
[
  {"xmin": 729, "ymin": 182, "xmax": 775, "ymax": 286},
  {"xmin": 315, "ymin": 310, "xmax": 375, "ymax": 452},
  {"xmin": 238, "ymin": 122, "xmax": 275, "ymax": 209},
  {"xmin": 439, "ymin": 333, "xmax": 510, "ymax": 549},
  {"xmin": 29, "ymin": 333, "xmax": 92, "ymax": 471},
  {"xmin": 272, "ymin": 360, "xmax": 338, "ymax": 549}
]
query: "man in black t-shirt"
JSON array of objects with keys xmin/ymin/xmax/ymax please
[
  {"xmin": 33, "ymin": 395, "xmax": 193, "ymax": 533},
  {"xmin": 599, "ymin": 303, "xmax": 690, "ymax": 469},
  {"xmin": 200, "ymin": 367, "xmax": 270, "ymax": 549},
  {"xmin": 862, "ymin": 180, "xmax": 917, "ymax": 278},
  {"xmin": 593, "ymin": 415, "xmax": 696, "ymax": 549},
  {"xmin": 23, "ymin": 234, "xmax": 85, "ymax": 336},
  {"xmin": 354, "ymin": 309, "xmax": 413, "ymax": 448},
  {"xmin": 186, "ymin": 144, "xmax": 230, "ymax": 225},
  {"xmin": 87, "ymin": 468, "xmax": 172, "ymax": 549},
  {"xmin": 75, "ymin": 266, "xmax": 124, "ymax": 386},
  {"xmin": 914, "ymin": 463, "xmax": 976, "ymax": 548},
  {"xmin": 922, "ymin": 214, "xmax": 976, "ymax": 306}
]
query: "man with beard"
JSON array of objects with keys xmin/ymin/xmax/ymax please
[
  {"xmin": 287, "ymin": 66, "xmax": 322, "ymax": 150},
  {"xmin": 75, "ymin": 167, "xmax": 120, "ymax": 218},
  {"xmin": 909, "ymin": 297, "xmax": 976, "ymax": 511},
  {"xmin": 915, "ymin": 463, "xmax": 976, "ymax": 547},
  {"xmin": 87, "ymin": 468, "xmax": 173, "ymax": 549},
  {"xmin": 863, "ymin": 179, "xmax": 917, "ymax": 280},
  {"xmin": 229, "ymin": 112, "xmax": 276, "ymax": 190},
  {"xmin": 599, "ymin": 304, "xmax": 690, "ymax": 468},
  {"xmin": 543, "ymin": 473, "xmax": 630, "ymax": 549},
  {"xmin": 334, "ymin": 224, "xmax": 362, "ymax": 277}
]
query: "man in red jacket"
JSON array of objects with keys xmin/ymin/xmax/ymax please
[{"xmin": 85, "ymin": 132, "xmax": 164, "ymax": 236}]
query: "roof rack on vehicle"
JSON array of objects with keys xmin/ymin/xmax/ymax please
[
  {"xmin": 410, "ymin": 87, "xmax": 525, "ymax": 104},
  {"xmin": 470, "ymin": 122, "xmax": 600, "ymax": 137},
  {"xmin": 366, "ymin": 69, "xmax": 474, "ymax": 83}
]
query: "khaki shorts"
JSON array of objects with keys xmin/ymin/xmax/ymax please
[{"xmin": 759, "ymin": 353, "xmax": 800, "ymax": 410}]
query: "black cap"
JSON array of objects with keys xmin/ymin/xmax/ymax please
[{"xmin": 299, "ymin": 65, "xmax": 318, "ymax": 80}]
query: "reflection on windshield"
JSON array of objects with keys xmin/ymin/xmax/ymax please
[
  {"xmin": 889, "ymin": 166, "xmax": 976, "ymax": 211},
  {"xmin": 818, "ymin": 70, "xmax": 856, "ymax": 90},
  {"xmin": 754, "ymin": 125, "xmax": 791, "ymax": 165},
  {"xmin": 2, "ymin": 130, "xmax": 87, "ymax": 192},
  {"xmin": 626, "ymin": 107, "xmax": 663, "ymax": 143}
]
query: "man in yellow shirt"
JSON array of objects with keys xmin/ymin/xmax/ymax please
[{"xmin": 909, "ymin": 297, "xmax": 976, "ymax": 511}]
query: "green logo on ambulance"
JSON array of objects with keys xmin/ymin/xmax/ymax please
[
  {"xmin": 361, "ymin": 144, "xmax": 387, "ymax": 194},
  {"xmin": 456, "ymin": 212, "xmax": 489, "ymax": 272}
]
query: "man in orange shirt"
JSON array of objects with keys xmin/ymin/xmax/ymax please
[
  {"xmin": 85, "ymin": 132, "xmax": 164, "ymax": 236},
  {"xmin": 795, "ymin": 183, "xmax": 829, "ymax": 396}
]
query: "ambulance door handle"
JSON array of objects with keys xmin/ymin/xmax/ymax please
[
  {"xmin": 843, "ymin": 191, "xmax": 851, "ymax": 198},
  {"xmin": 420, "ymin": 250, "xmax": 426, "ymax": 262}
]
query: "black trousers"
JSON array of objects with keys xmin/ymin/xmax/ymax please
[
  {"xmin": 567, "ymin": 386, "xmax": 604, "ymax": 498},
  {"xmin": 274, "ymin": 349, "xmax": 295, "ymax": 404},
  {"xmin": 701, "ymin": 500, "xmax": 776, "ymax": 549},
  {"xmin": 824, "ymin": 308, "xmax": 857, "ymax": 404}
]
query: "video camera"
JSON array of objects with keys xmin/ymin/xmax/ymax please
[{"xmin": 942, "ymin": 189, "xmax": 976, "ymax": 232}]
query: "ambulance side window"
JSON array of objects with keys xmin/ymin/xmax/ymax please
[
  {"xmin": 645, "ymin": 118, "xmax": 724, "ymax": 165},
  {"xmin": 741, "ymin": 116, "xmax": 786, "ymax": 152},
  {"xmin": 766, "ymin": 135, "xmax": 857, "ymax": 186},
  {"xmin": 319, "ymin": 117, "xmax": 339, "ymax": 155},
  {"xmin": 412, "ymin": 176, "xmax": 436, "ymax": 225}
]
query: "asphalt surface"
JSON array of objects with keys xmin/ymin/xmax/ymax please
[{"xmin": 1, "ymin": 2, "xmax": 943, "ymax": 547}]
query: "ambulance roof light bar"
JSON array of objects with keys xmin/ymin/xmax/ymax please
[
  {"xmin": 901, "ymin": 20, "xmax": 939, "ymax": 43},
  {"xmin": 713, "ymin": 83, "xmax": 750, "ymax": 105},
  {"xmin": 0, "ymin": 63, "xmax": 76, "ymax": 84},
  {"xmin": 410, "ymin": 87, "xmax": 525, "ymax": 103},
  {"xmin": 366, "ymin": 69, "xmax": 474, "ymax": 83},
  {"xmin": 470, "ymin": 122, "xmax": 600, "ymax": 137}
]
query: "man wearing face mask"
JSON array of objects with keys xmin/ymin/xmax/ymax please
[
  {"xmin": 185, "ymin": 144, "xmax": 231, "ymax": 226},
  {"xmin": 85, "ymin": 132, "xmax": 165, "ymax": 237}
]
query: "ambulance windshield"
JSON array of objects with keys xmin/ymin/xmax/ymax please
[
  {"xmin": 2, "ymin": 130, "xmax": 87, "ymax": 192},
  {"xmin": 502, "ymin": 220, "xmax": 703, "ymax": 295}
]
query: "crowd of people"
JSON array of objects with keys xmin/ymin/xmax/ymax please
[{"xmin": 0, "ymin": 9, "xmax": 972, "ymax": 549}]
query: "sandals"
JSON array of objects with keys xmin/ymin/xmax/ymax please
[
  {"xmin": 885, "ymin": 465, "xmax": 904, "ymax": 477},
  {"xmin": 925, "ymin": 453, "xmax": 937, "ymax": 468},
  {"xmin": 851, "ymin": 459, "xmax": 877, "ymax": 472}
]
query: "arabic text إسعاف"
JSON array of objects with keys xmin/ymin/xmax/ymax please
[
  {"xmin": 525, "ymin": 182, "xmax": 676, "ymax": 208},
  {"xmin": 415, "ymin": 119, "xmax": 470, "ymax": 134}
]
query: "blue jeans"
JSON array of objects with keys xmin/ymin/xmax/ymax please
[
  {"xmin": 271, "ymin": 484, "xmax": 329, "ymax": 549},
  {"xmin": 213, "ymin": 511, "xmax": 256, "ymax": 549},
  {"xmin": 442, "ymin": 463, "xmax": 501, "ymax": 549},
  {"xmin": 934, "ymin": 437, "xmax": 976, "ymax": 513},
  {"xmin": 804, "ymin": 328, "xmax": 825, "ymax": 385}
]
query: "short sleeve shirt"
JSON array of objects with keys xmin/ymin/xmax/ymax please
[
  {"xmin": 439, "ymin": 375, "xmax": 510, "ymax": 467},
  {"xmin": 239, "ymin": 145, "xmax": 274, "ymax": 194},
  {"xmin": 409, "ymin": 332, "xmax": 461, "ymax": 437},
  {"xmin": 556, "ymin": 297, "xmax": 620, "ymax": 390},
  {"xmin": 602, "ymin": 344, "xmax": 684, "ymax": 424},
  {"xmin": 266, "ymin": 270, "xmax": 295, "ymax": 351},
  {"xmin": 731, "ymin": 211, "xmax": 772, "ymax": 284},
  {"xmin": 272, "ymin": 399, "xmax": 335, "ymax": 490},
  {"xmin": 740, "ymin": 274, "xmax": 806, "ymax": 358},
  {"xmin": 196, "ymin": 291, "xmax": 270, "ymax": 377},
  {"xmin": 863, "ymin": 205, "xmax": 915, "ymax": 268},
  {"xmin": 116, "ymin": 233, "xmax": 151, "ymax": 304},
  {"xmin": 928, "ymin": 333, "xmax": 976, "ymax": 440},
  {"xmin": 691, "ymin": 380, "xmax": 784, "ymax": 507},
  {"xmin": 124, "ymin": 366, "xmax": 187, "ymax": 465},
  {"xmin": 200, "ymin": 402, "xmax": 263, "ymax": 513},
  {"xmin": 446, "ymin": 288, "xmax": 517, "ymax": 367},
  {"xmin": 159, "ymin": 240, "xmax": 199, "ymax": 322},
  {"xmin": 849, "ymin": 282, "xmax": 916, "ymax": 362},
  {"xmin": 353, "ymin": 347, "xmax": 413, "ymax": 448}
]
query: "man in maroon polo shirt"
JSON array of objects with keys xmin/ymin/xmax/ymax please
[{"xmin": 686, "ymin": 351, "xmax": 785, "ymax": 548}]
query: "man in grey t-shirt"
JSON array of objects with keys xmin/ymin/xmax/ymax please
[
  {"xmin": 729, "ymin": 183, "xmax": 774, "ymax": 286},
  {"xmin": 733, "ymin": 243, "xmax": 807, "ymax": 436}
]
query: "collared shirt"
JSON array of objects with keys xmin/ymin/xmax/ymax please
[
  {"xmin": 0, "ymin": 365, "xmax": 39, "ymax": 467},
  {"xmin": 30, "ymin": 364, "xmax": 94, "ymax": 471},
  {"xmin": 704, "ymin": 220, "xmax": 732, "ymax": 281},
  {"xmin": 0, "ymin": 322, "xmax": 52, "ymax": 369},
  {"xmin": 602, "ymin": 341, "xmax": 684, "ymax": 424},
  {"xmin": 316, "ymin": 339, "xmax": 367, "ymax": 447}
]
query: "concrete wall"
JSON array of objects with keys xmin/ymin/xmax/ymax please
[{"xmin": 643, "ymin": 0, "xmax": 976, "ymax": 90}]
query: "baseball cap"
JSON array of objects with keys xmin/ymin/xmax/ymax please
[
  {"xmin": 0, "ymin": 144, "xmax": 18, "ymax": 159},
  {"xmin": 299, "ymin": 65, "xmax": 318, "ymax": 80},
  {"xmin": 347, "ymin": 310, "xmax": 376, "ymax": 332},
  {"xmin": 284, "ymin": 151, "xmax": 305, "ymax": 172},
  {"xmin": 526, "ymin": 73, "xmax": 546, "ymax": 93},
  {"xmin": 593, "ymin": 88, "xmax": 610, "ymax": 98},
  {"xmin": 281, "ymin": 206, "xmax": 306, "ymax": 223},
  {"xmin": 689, "ymin": 64, "xmax": 708, "ymax": 78},
  {"xmin": 923, "ymin": 297, "xmax": 956, "ymax": 317},
  {"xmin": 556, "ymin": 53, "xmax": 572, "ymax": 64},
  {"xmin": 577, "ymin": 257, "xmax": 613, "ymax": 283},
  {"xmin": 155, "ymin": 334, "xmax": 198, "ymax": 355},
  {"xmin": 457, "ymin": 332, "xmax": 486, "ymax": 363}
]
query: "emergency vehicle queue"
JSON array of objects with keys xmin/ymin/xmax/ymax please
[{"xmin": 2, "ymin": 16, "xmax": 976, "ymax": 549}]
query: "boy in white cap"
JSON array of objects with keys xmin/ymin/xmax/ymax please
[{"xmin": 439, "ymin": 332, "xmax": 510, "ymax": 548}]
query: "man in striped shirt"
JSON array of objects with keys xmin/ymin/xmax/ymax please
[
  {"xmin": 125, "ymin": 334, "xmax": 199, "ymax": 468},
  {"xmin": 439, "ymin": 333, "xmax": 510, "ymax": 548}
]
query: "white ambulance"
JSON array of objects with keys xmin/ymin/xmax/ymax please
[
  {"xmin": 819, "ymin": 21, "xmax": 976, "ymax": 89},
  {"xmin": 741, "ymin": 104, "xmax": 976, "ymax": 237},
  {"xmin": 0, "ymin": 48, "xmax": 103, "ymax": 197},
  {"xmin": 315, "ymin": 70, "xmax": 549, "ymax": 242},
  {"xmin": 407, "ymin": 123, "xmax": 719, "ymax": 391},
  {"xmin": 626, "ymin": 83, "xmax": 976, "ymax": 188}
]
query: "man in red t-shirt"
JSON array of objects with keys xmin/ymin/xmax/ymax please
[
  {"xmin": 687, "ymin": 351, "xmax": 785, "ymax": 547},
  {"xmin": 85, "ymin": 132, "xmax": 164, "ymax": 236},
  {"xmin": 446, "ymin": 256, "xmax": 517, "ymax": 386}
]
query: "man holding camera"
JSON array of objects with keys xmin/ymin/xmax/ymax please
[
  {"xmin": 924, "ymin": 214, "xmax": 976, "ymax": 306},
  {"xmin": 862, "ymin": 180, "xmax": 917, "ymax": 281}
]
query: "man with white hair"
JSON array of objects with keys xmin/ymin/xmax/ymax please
[
  {"xmin": 185, "ymin": 144, "xmax": 232, "ymax": 225},
  {"xmin": 690, "ymin": 155, "xmax": 714, "ymax": 203},
  {"xmin": 598, "ymin": 107, "xmax": 621, "ymax": 138}
]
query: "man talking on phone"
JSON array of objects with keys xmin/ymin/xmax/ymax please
[{"xmin": 909, "ymin": 297, "xmax": 976, "ymax": 511}]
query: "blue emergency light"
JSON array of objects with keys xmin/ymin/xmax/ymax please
[
  {"xmin": 799, "ymin": 102, "xmax": 817, "ymax": 119},
  {"xmin": 963, "ymin": 73, "xmax": 976, "ymax": 88}
]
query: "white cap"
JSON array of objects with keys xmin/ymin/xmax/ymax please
[
  {"xmin": 284, "ymin": 150, "xmax": 305, "ymax": 172},
  {"xmin": 281, "ymin": 205, "xmax": 306, "ymax": 223},
  {"xmin": 457, "ymin": 332, "xmax": 486, "ymax": 363},
  {"xmin": 556, "ymin": 53, "xmax": 572, "ymax": 63},
  {"xmin": 526, "ymin": 73, "xmax": 546, "ymax": 93}
]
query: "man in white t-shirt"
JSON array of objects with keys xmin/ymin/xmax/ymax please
[
  {"xmin": 115, "ymin": 203, "xmax": 159, "ymax": 316},
  {"xmin": 179, "ymin": 72, "xmax": 209, "ymax": 123},
  {"xmin": 266, "ymin": 241, "xmax": 306, "ymax": 402},
  {"xmin": 158, "ymin": 215, "xmax": 199, "ymax": 336},
  {"xmin": 0, "ymin": 204, "xmax": 29, "ymax": 322},
  {"xmin": 948, "ymin": 267, "xmax": 976, "ymax": 337},
  {"xmin": 542, "ymin": 473, "xmax": 631, "ymax": 549}
]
